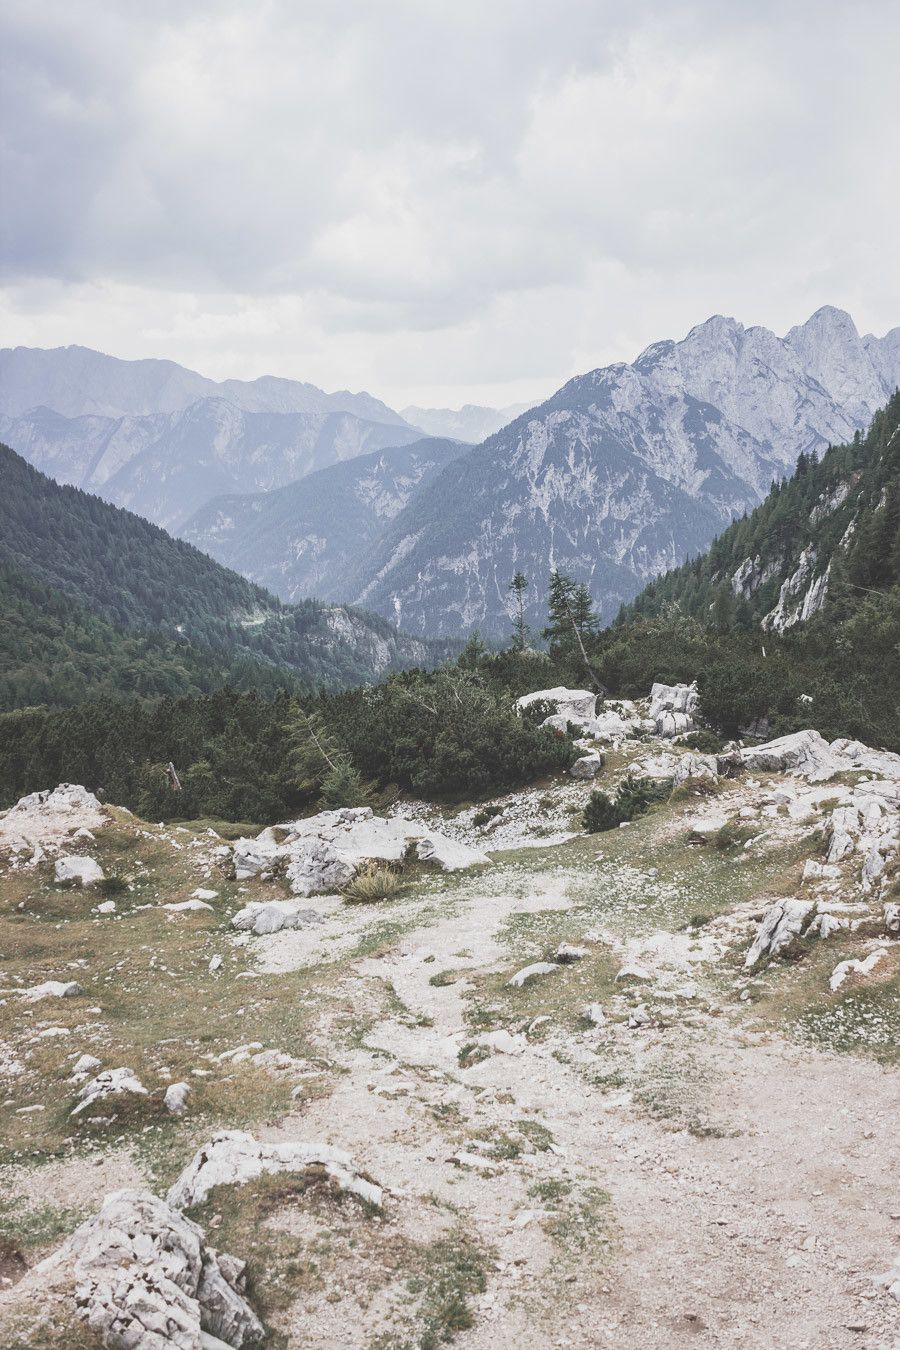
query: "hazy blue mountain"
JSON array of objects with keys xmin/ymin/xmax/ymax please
[
  {"xmin": 401, "ymin": 401, "xmax": 535, "ymax": 443},
  {"xmin": 182, "ymin": 436, "xmax": 469, "ymax": 603},
  {"xmin": 0, "ymin": 344, "xmax": 421, "ymax": 531}
]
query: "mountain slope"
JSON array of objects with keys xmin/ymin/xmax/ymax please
[
  {"xmin": 623, "ymin": 390, "xmax": 900, "ymax": 634},
  {"xmin": 181, "ymin": 437, "xmax": 470, "ymax": 603},
  {"xmin": 348, "ymin": 308, "xmax": 900, "ymax": 638},
  {"xmin": 0, "ymin": 345, "xmax": 421, "ymax": 531},
  {"xmin": 0, "ymin": 442, "xmax": 446, "ymax": 697}
]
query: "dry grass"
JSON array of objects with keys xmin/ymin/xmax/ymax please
[{"xmin": 343, "ymin": 865, "xmax": 402, "ymax": 905}]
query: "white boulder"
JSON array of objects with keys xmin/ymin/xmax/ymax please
[
  {"xmin": 26, "ymin": 1188, "xmax": 264, "ymax": 1348},
  {"xmin": 830, "ymin": 949, "xmax": 886, "ymax": 993},
  {"xmin": 743, "ymin": 899, "xmax": 816, "ymax": 968},
  {"xmin": 516, "ymin": 687, "xmax": 597, "ymax": 724},
  {"xmin": 231, "ymin": 900, "xmax": 325, "ymax": 936},
  {"xmin": 884, "ymin": 903, "xmax": 900, "ymax": 935},
  {"xmin": 72, "ymin": 1067, "xmax": 148, "ymax": 1116},
  {"xmin": 167, "ymin": 1130, "xmax": 382, "ymax": 1210},
  {"xmin": 649, "ymin": 682, "xmax": 699, "ymax": 737},
  {"xmin": 20, "ymin": 979, "xmax": 83, "ymax": 1001},
  {"xmin": 737, "ymin": 730, "xmax": 842, "ymax": 782},
  {"xmin": 164, "ymin": 1082, "xmax": 191, "ymax": 1116},
  {"xmin": 0, "ymin": 784, "xmax": 107, "ymax": 858},
  {"xmin": 508, "ymin": 961, "xmax": 558, "ymax": 988},
  {"xmin": 672, "ymin": 753, "xmax": 718, "ymax": 786},
  {"xmin": 55, "ymin": 855, "xmax": 104, "ymax": 887},
  {"xmin": 473, "ymin": 1029, "xmax": 526, "ymax": 1056},
  {"xmin": 556, "ymin": 944, "xmax": 588, "ymax": 963}
]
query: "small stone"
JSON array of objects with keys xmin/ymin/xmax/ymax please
[{"xmin": 508, "ymin": 962, "xmax": 558, "ymax": 988}]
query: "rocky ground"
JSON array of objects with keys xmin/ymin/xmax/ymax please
[{"xmin": 0, "ymin": 698, "xmax": 898, "ymax": 1349}]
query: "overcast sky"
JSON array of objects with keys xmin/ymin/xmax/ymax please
[{"xmin": 1, "ymin": 0, "xmax": 898, "ymax": 409}]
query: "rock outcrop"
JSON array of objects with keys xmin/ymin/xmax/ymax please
[
  {"xmin": 648, "ymin": 682, "xmax": 699, "ymax": 738},
  {"xmin": 232, "ymin": 807, "xmax": 489, "ymax": 898},
  {"xmin": 744, "ymin": 899, "xmax": 817, "ymax": 968},
  {"xmin": 26, "ymin": 1188, "xmax": 264, "ymax": 1348},
  {"xmin": 167, "ymin": 1130, "xmax": 383, "ymax": 1210}
]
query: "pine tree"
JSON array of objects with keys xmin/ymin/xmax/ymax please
[{"xmin": 508, "ymin": 571, "xmax": 530, "ymax": 650}]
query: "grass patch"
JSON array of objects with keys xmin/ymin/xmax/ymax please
[{"xmin": 344, "ymin": 865, "xmax": 402, "ymax": 905}]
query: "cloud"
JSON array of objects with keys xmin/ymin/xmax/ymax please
[{"xmin": 1, "ymin": 0, "xmax": 897, "ymax": 406}]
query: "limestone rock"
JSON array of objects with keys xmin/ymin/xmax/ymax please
[
  {"xmin": 21, "ymin": 979, "xmax": 83, "ymax": 1001},
  {"xmin": 614, "ymin": 963, "xmax": 652, "ymax": 985},
  {"xmin": 516, "ymin": 687, "xmax": 597, "ymax": 724},
  {"xmin": 570, "ymin": 754, "xmax": 603, "ymax": 780},
  {"xmin": 649, "ymin": 682, "xmax": 698, "ymax": 738},
  {"xmin": 672, "ymin": 753, "xmax": 718, "ymax": 787},
  {"xmin": 581, "ymin": 1003, "xmax": 606, "ymax": 1026},
  {"xmin": 55, "ymin": 855, "xmax": 105, "ymax": 887},
  {"xmin": 72, "ymin": 1067, "xmax": 148, "ymax": 1116},
  {"xmin": 829, "ymin": 948, "xmax": 886, "ymax": 993},
  {"xmin": 233, "ymin": 807, "xmax": 489, "ymax": 899},
  {"xmin": 884, "ymin": 903, "xmax": 900, "ymax": 935},
  {"xmin": 508, "ymin": 961, "xmax": 558, "ymax": 988},
  {"xmin": 231, "ymin": 900, "xmax": 325, "ymax": 936},
  {"xmin": 556, "ymin": 944, "xmax": 588, "ymax": 963},
  {"xmin": 28, "ymin": 1188, "xmax": 263, "ymax": 1348},
  {"xmin": 167, "ymin": 1130, "xmax": 382, "ymax": 1210},
  {"xmin": 164, "ymin": 1082, "xmax": 191, "ymax": 1116},
  {"xmin": 737, "ymin": 730, "xmax": 841, "ymax": 782},
  {"xmin": 743, "ymin": 899, "xmax": 816, "ymax": 968},
  {"xmin": 0, "ymin": 784, "xmax": 107, "ymax": 858},
  {"xmin": 473, "ymin": 1029, "xmax": 526, "ymax": 1056}
]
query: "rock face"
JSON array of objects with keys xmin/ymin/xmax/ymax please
[
  {"xmin": 744, "ymin": 899, "xmax": 816, "ymax": 969},
  {"xmin": 232, "ymin": 807, "xmax": 489, "ymax": 899},
  {"xmin": 55, "ymin": 855, "xmax": 105, "ymax": 886},
  {"xmin": 29, "ymin": 1188, "xmax": 264, "ymax": 1348},
  {"xmin": 167, "ymin": 1130, "xmax": 383, "ymax": 1211},
  {"xmin": 737, "ymin": 730, "xmax": 841, "ymax": 781}
]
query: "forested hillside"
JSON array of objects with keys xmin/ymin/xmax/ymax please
[
  {"xmin": 624, "ymin": 390, "xmax": 900, "ymax": 631},
  {"xmin": 0, "ymin": 443, "xmax": 447, "ymax": 707}
]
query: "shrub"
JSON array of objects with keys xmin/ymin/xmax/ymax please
[
  {"xmin": 714, "ymin": 819, "xmax": 756, "ymax": 851},
  {"xmin": 683, "ymin": 729, "xmax": 726, "ymax": 754},
  {"xmin": 343, "ymin": 864, "xmax": 401, "ymax": 904},
  {"xmin": 583, "ymin": 775, "xmax": 669, "ymax": 833}
]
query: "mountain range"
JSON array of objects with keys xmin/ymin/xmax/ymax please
[
  {"xmin": 0, "ymin": 345, "xmax": 422, "ymax": 531},
  {"xmin": 401, "ymin": 402, "xmax": 535, "ymax": 443},
  {"xmin": 3, "ymin": 308, "xmax": 898, "ymax": 642},
  {"xmin": 347, "ymin": 307, "xmax": 900, "ymax": 637}
]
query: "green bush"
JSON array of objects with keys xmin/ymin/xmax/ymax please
[{"xmin": 582, "ymin": 775, "xmax": 669, "ymax": 832}]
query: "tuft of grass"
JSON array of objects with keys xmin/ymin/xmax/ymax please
[
  {"xmin": 714, "ymin": 819, "xmax": 756, "ymax": 852},
  {"xmin": 343, "ymin": 865, "xmax": 401, "ymax": 905}
]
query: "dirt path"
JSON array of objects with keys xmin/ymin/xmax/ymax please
[{"xmin": 269, "ymin": 866, "xmax": 899, "ymax": 1349}]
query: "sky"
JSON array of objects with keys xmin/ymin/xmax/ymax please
[{"xmin": 1, "ymin": 0, "xmax": 898, "ymax": 411}]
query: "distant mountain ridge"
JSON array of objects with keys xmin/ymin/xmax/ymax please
[
  {"xmin": 0, "ymin": 343, "xmax": 407, "ymax": 422},
  {"xmin": 0, "ymin": 345, "xmax": 421, "ymax": 531},
  {"xmin": 401, "ymin": 401, "xmax": 535, "ymax": 443},
  {"xmin": 346, "ymin": 307, "xmax": 900, "ymax": 638}
]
